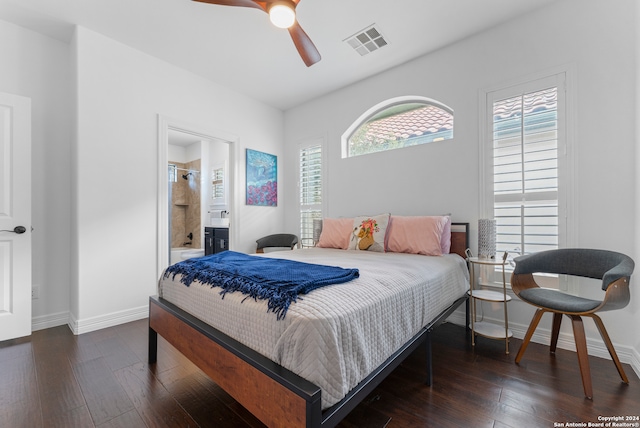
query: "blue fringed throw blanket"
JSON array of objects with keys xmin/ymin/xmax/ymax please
[{"xmin": 163, "ymin": 251, "xmax": 359, "ymax": 320}]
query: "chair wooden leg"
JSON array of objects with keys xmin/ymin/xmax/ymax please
[
  {"xmin": 515, "ymin": 308, "xmax": 546, "ymax": 364},
  {"xmin": 569, "ymin": 315, "xmax": 593, "ymax": 399},
  {"xmin": 590, "ymin": 314, "xmax": 629, "ymax": 384},
  {"xmin": 550, "ymin": 312, "xmax": 563, "ymax": 354}
]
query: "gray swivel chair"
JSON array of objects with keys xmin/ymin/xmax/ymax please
[
  {"xmin": 511, "ymin": 248, "xmax": 634, "ymax": 399},
  {"xmin": 256, "ymin": 234, "xmax": 299, "ymax": 253}
]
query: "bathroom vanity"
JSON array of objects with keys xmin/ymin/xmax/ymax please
[{"xmin": 204, "ymin": 227, "xmax": 229, "ymax": 255}]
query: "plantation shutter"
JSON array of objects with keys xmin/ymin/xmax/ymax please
[
  {"xmin": 299, "ymin": 143, "xmax": 323, "ymax": 243},
  {"xmin": 492, "ymin": 86, "xmax": 560, "ymax": 256}
]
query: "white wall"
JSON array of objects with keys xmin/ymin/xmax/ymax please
[
  {"xmin": 0, "ymin": 19, "xmax": 286, "ymax": 334},
  {"xmin": 0, "ymin": 19, "xmax": 72, "ymax": 330},
  {"xmin": 70, "ymin": 26, "xmax": 285, "ymax": 332},
  {"xmin": 634, "ymin": 0, "xmax": 640, "ymax": 375},
  {"xmin": 185, "ymin": 142, "xmax": 202, "ymax": 164},
  {"xmin": 167, "ymin": 144, "xmax": 187, "ymax": 164},
  {"xmin": 283, "ymin": 0, "xmax": 639, "ymax": 371}
]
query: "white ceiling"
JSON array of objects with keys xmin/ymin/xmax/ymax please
[{"xmin": 0, "ymin": 0, "xmax": 556, "ymax": 110}]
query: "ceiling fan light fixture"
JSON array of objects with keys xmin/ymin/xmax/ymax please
[{"xmin": 269, "ymin": 1, "xmax": 296, "ymax": 29}]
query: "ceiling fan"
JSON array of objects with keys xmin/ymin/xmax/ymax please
[{"xmin": 193, "ymin": 0, "xmax": 321, "ymax": 67}]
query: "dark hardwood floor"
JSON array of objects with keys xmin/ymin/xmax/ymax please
[{"xmin": 1, "ymin": 319, "xmax": 638, "ymax": 427}]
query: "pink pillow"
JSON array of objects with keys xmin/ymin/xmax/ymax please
[
  {"xmin": 317, "ymin": 218, "xmax": 353, "ymax": 250},
  {"xmin": 386, "ymin": 216, "xmax": 447, "ymax": 256},
  {"xmin": 441, "ymin": 215, "xmax": 452, "ymax": 254}
]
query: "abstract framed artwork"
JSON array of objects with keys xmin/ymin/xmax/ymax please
[{"xmin": 246, "ymin": 149, "xmax": 277, "ymax": 206}]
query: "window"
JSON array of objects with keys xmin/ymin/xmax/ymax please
[
  {"xmin": 299, "ymin": 141, "xmax": 323, "ymax": 244},
  {"xmin": 342, "ymin": 96, "xmax": 453, "ymax": 158},
  {"xmin": 481, "ymin": 72, "xmax": 571, "ymax": 288},
  {"xmin": 211, "ymin": 164, "xmax": 226, "ymax": 205},
  {"xmin": 493, "ymin": 86, "xmax": 560, "ymax": 255},
  {"xmin": 168, "ymin": 164, "xmax": 177, "ymax": 182}
]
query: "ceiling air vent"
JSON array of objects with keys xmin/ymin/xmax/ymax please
[{"xmin": 344, "ymin": 25, "xmax": 388, "ymax": 56}]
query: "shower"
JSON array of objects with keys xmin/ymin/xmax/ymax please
[{"xmin": 168, "ymin": 162, "xmax": 202, "ymax": 262}]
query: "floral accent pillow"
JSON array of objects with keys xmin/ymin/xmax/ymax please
[{"xmin": 348, "ymin": 214, "xmax": 390, "ymax": 252}]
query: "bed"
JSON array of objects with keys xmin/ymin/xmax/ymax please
[{"xmin": 149, "ymin": 222, "xmax": 469, "ymax": 427}]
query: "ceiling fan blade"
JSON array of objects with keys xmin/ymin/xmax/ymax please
[
  {"xmin": 192, "ymin": 0, "xmax": 266, "ymax": 12},
  {"xmin": 288, "ymin": 21, "xmax": 321, "ymax": 67}
]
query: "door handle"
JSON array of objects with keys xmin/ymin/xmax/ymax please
[{"xmin": 0, "ymin": 226, "xmax": 26, "ymax": 234}]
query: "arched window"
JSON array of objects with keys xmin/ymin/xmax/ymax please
[{"xmin": 342, "ymin": 96, "xmax": 454, "ymax": 158}]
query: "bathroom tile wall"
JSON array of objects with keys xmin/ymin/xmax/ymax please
[
  {"xmin": 185, "ymin": 159, "xmax": 201, "ymax": 249},
  {"xmin": 170, "ymin": 159, "xmax": 201, "ymax": 249}
]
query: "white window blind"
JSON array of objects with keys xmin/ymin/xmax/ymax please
[
  {"xmin": 299, "ymin": 143, "xmax": 323, "ymax": 243},
  {"xmin": 492, "ymin": 86, "xmax": 560, "ymax": 256},
  {"xmin": 481, "ymin": 71, "xmax": 572, "ymax": 290},
  {"xmin": 212, "ymin": 167, "xmax": 224, "ymax": 200}
]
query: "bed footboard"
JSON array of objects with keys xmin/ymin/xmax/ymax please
[
  {"xmin": 149, "ymin": 297, "xmax": 322, "ymax": 428},
  {"xmin": 149, "ymin": 293, "xmax": 468, "ymax": 427}
]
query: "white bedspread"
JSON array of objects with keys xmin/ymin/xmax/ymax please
[{"xmin": 158, "ymin": 248, "xmax": 469, "ymax": 409}]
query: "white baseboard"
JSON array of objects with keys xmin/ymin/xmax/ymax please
[
  {"xmin": 446, "ymin": 308, "xmax": 640, "ymax": 380},
  {"xmin": 32, "ymin": 311, "xmax": 70, "ymax": 332},
  {"xmin": 630, "ymin": 347, "xmax": 640, "ymax": 380},
  {"xmin": 68, "ymin": 305, "xmax": 149, "ymax": 335}
]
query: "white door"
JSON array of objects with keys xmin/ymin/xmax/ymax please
[{"xmin": 0, "ymin": 92, "xmax": 32, "ymax": 341}]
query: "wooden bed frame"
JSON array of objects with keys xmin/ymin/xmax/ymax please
[{"xmin": 149, "ymin": 223, "xmax": 469, "ymax": 428}]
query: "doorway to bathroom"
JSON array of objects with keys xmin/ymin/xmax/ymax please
[{"xmin": 157, "ymin": 115, "xmax": 237, "ymax": 278}]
